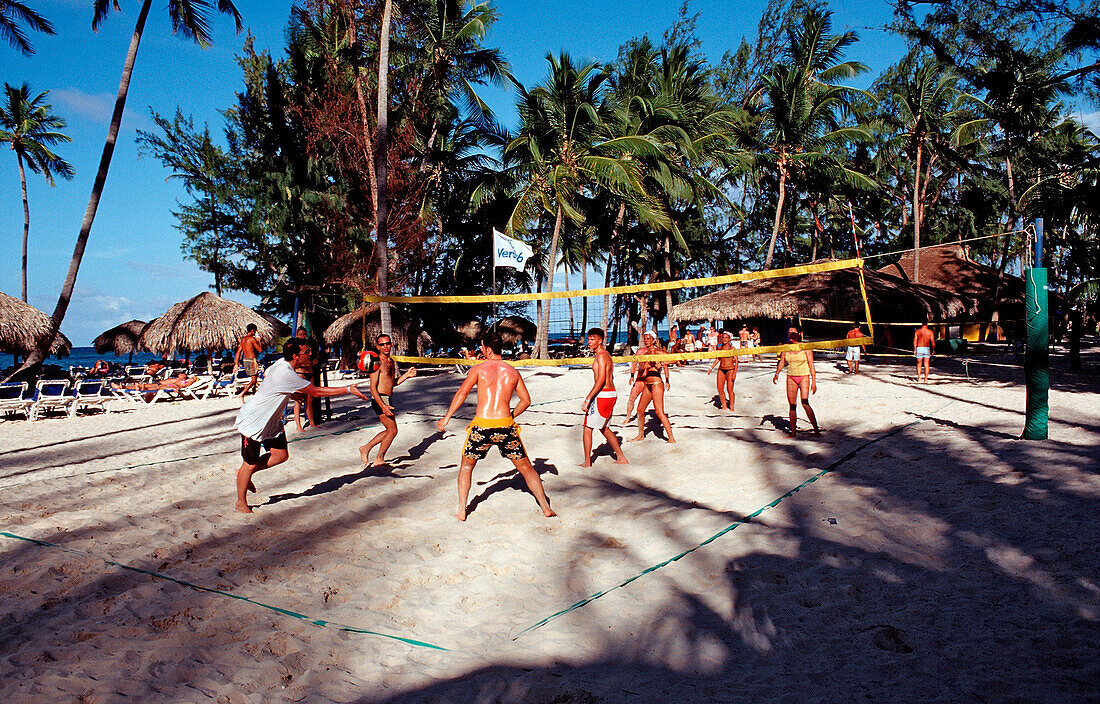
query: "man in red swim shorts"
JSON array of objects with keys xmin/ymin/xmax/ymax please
[{"xmin": 580, "ymin": 328, "xmax": 628, "ymax": 467}]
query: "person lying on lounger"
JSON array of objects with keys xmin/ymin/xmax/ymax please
[{"xmin": 112, "ymin": 372, "xmax": 199, "ymax": 400}]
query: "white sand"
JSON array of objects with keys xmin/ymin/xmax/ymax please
[{"xmin": 1, "ymin": 353, "xmax": 1098, "ymax": 703}]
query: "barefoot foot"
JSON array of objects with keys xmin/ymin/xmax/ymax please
[
  {"xmin": 456, "ymin": 511, "xmax": 467, "ymax": 522},
  {"xmin": 235, "ymin": 501, "xmax": 253, "ymax": 514},
  {"xmin": 542, "ymin": 507, "xmax": 557, "ymax": 518}
]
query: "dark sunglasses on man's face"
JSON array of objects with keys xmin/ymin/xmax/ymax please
[{"xmin": 379, "ymin": 342, "xmax": 392, "ymax": 346}]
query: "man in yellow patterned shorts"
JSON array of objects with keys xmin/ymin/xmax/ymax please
[{"xmin": 437, "ymin": 332, "xmax": 556, "ymax": 522}]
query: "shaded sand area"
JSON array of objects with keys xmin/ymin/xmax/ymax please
[{"xmin": 2, "ymin": 349, "xmax": 1098, "ymax": 703}]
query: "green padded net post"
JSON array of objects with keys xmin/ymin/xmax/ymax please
[{"xmin": 1022, "ymin": 219, "xmax": 1049, "ymax": 440}]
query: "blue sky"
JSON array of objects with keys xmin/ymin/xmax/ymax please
[{"xmin": 1, "ymin": 0, "xmax": 1094, "ymax": 346}]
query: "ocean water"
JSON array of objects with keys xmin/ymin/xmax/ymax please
[{"xmin": 44, "ymin": 347, "xmax": 175, "ymax": 371}]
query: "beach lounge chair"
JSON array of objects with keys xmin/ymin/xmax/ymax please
[
  {"xmin": 108, "ymin": 383, "xmax": 174, "ymax": 409},
  {"xmin": 29, "ymin": 379, "xmax": 72, "ymax": 420},
  {"xmin": 70, "ymin": 379, "xmax": 112, "ymax": 417},
  {"xmin": 0, "ymin": 382, "xmax": 32, "ymax": 419},
  {"xmin": 174, "ymin": 374, "xmax": 216, "ymax": 401}
]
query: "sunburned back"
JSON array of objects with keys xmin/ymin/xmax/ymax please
[
  {"xmin": 914, "ymin": 327, "xmax": 935, "ymax": 347},
  {"xmin": 241, "ymin": 336, "xmax": 262, "ymax": 357},
  {"xmin": 474, "ymin": 360, "xmax": 520, "ymax": 418}
]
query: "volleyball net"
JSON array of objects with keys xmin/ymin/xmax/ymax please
[{"xmin": 363, "ymin": 258, "xmax": 875, "ymax": 367}]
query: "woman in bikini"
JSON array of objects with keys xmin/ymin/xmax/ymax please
[
  {"xmin": 772, "ymin": 329, "xmax": 820, "ymax": 438},
  {"xmin": 624, "ymin": 331, "xmax": 656, "ymax": 422},
  {"xmin": 631, "ymin": 331, "xmax": 675, "ymax": 443},
  {"xmin": 707, "ymin": 329, "xmax": 738, "ymax": 411}
]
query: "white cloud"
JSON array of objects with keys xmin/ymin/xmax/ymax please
[
  {"xmin": 51, "ymin": 88, "xmax": 153, "ymax": 131},
  {"xmin": 1072, "ymin": 110, "xmax": 1100, "ymax": 135}
]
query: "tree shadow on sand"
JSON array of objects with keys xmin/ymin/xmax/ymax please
[{"xmin": 2, "ymin": 369, "xmax": 1097, "ymax": 703}]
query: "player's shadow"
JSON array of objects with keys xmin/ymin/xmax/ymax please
[
  {"xmin": 264, "ymin": 463, "xmax": 431, "ymax": 506},
  {"xmin": 394, "ymin": 429, "xmax": 447, "ymax": 462},
  {"xmin": 759, "ymin": 413, "xmax": 790, "ymax": 433},
  {"xmin": 634, "ymin": 413, "xmax": 673, "ymax": 441},
  {"xmin": 465, "ymin": 457, "xmax": 558, "ymax": 517}
]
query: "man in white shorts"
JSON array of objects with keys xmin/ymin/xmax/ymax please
[
  {"xmin": 580, "ymin": 328, "xmax": 627, "ymax": 467},
  {"xmin": 846, "ymin": 322, "xmax": 866, "ymax": 374}
]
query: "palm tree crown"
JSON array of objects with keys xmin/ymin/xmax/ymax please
[{"xmin": 1, "ymin": 82, "xmax": 73, "ymax": 302}]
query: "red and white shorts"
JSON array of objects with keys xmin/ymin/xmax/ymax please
[{"xmin": 584, "ymin": 390, "xmax": 617, "ymax": 429}]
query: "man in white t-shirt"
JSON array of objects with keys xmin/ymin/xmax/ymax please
[{"xmin": 234, "ymin": 338, "xmax": 369, "ymax": 513}]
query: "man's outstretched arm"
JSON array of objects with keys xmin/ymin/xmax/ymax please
[{"xmin": 438, "ymin": 369, "xmax": 478, "ymax": 431}]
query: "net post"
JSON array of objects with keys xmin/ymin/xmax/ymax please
[{"xmin": 1022, "ymin": 217, "xmax": 1048, "ymax": 440}]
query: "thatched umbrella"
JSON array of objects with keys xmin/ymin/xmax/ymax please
[
  {"xmin": 493, "ymin": 316, "xmax": 536, "ymax": 345},
  {"xmin": 670, "ymin": 267, "xmax": 973, "ymax": 325},
  {"xmin": 0, "ymin": 290, "xmax": 72, "ymax": 358},
  {"xmin": 92, "ymin": 319, "xmax": 147, "ymax": 362},
  {"xmin": 324, "ymin": 304, "xmax": 415, "ymax": 364},
  {"xmin": 140, "ymin": 292, "xmax": 289, "ymax": 373}
]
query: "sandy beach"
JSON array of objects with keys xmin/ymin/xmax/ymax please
[{"xmin": 1, "ymin": 350, "xmax": 1098, "ymax": 703}]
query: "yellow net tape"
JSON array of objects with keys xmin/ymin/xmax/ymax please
[
  {"xmin": 364, "ymin": 258, "xmax": 864, "ymax": 304},
  {"xmin": 391, "ymin": 337, "xmax": 873, "ymax": 367}
]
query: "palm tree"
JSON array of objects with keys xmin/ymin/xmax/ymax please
[
  {"xmin": 375, "ymin": 0, "xmax": 393, "ymax": 336},
  {"xmin": 882, "ymin": 58, "xmax": 986, "ymax": 283},
  {"xmin": 15, "ymin": 0, "xmax": 242, "ymax": 375},
  {"xmin": 410, "ymin": 0, "xmax": 510, "ymax": 162},
  {"xmin": 757, "ymin": 5, "xmax": 871, "ymax": 270},
  {"xmin": 0, "ymin": 0, "xmax": 54, "ymax": 55},
  {"xmin": 503, "ymin": 52, "xmax": 653, "ymax": 358},
  {"xmin": 0, "ymin": 82, "xmax": 73, "ymax": 302}
]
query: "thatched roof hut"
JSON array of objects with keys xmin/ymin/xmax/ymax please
[
  {"xmin": 493, "ymin": 316, "xmax": 536, "ymax": 344},
  {"xmin": 92, "ymin": 320, "xmax": 147, "ymax": 356},
  {"xmin": 670, "ymin": 266, "xmax": 973, "ymax": 324},
  {"xmin": 454, "ymin": 320, "xmax": 483, "ymax": 342},
  {"xmin": 139, "ymin": 292, "xmax": 288, "ymax": 354},
  {"xmin": 0, "ymin": 291, "xmax": 72, "ymax": 356},
  {"xmin": 324, "ymin": 304, "xmax": 418, "ymax": 358},
  {"xmin": 875, "ymin": 243, "xmax": 1025, "ymax": 317}
]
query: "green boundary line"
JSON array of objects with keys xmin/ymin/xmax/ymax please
[
  {"xmin": 513, "ymin": 420, "xmax": 923, "ymax": 640},
  {"xmin": 0, "ymin": 530, "xmax": 448, "ymax": 651}
]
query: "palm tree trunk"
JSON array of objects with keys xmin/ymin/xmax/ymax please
[
  {"xmin": 764, "ymin": 163, "xmax": 788, "ymax": 270},
  {"xmin": 535, "ymin": 205, "xmax": 565, "ymax": 358},
  {"xmin": 14, "ymin": 0, "xmax": 152, "ymax": 377},
  {"xmin": 601, "ymin": 202, "xmax": 626, "ymax": 331},
  {"xmin": 913, "ymin": 142, "xmax": 922, "ymax": 284},
  {"xmin": 564, "ymin": 265, "xmax": 574, "ymax": 338},
  {"xmin": 347, "ymin": 10, "xmax": 379, "ymax": 215},
  {"xmin": 17, "ymin": 153, "xmax": 29, "ymax": 302},
  {"xmin": 375, "ymin": 0, "xmax": 393, "ymax": 336},
  {"xmin": 581, "ymin": 257, "xmax": 588, "ymax": 336},
  {"xmin": 989, "ymin": 153, "xmax": 1018, "ymax": 339},
  {"xmin": 211, "ymin": 197, "xmax": 222, "ymax": 296},
  {"xmin": 663, "ymin": 232, "xmax": 673, "ymax": 329}
]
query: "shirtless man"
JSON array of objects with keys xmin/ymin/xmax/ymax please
[
  {"xmin": 580, "ymin": 327, "xmax": 628, "ymax": 467},
  {"xmin": 358, "ymin": 333, "xmax": 416, "ymax": 466},
  {"xmin": 913, "ymin": 322, "xmax": 935, "ymax": 383},
  {"xmin": 233, "ymin": 323, "xmax": 264, "ymax": 397},
  {"xmin": 437, "ymin": 332, "xmax": 555, "ymax": 521},
  {"xmin": 707, "ymin": 329, "xmax": 739, "ymax": 411},
  {"xmin": 737, "ymin": 324, "xmax": 751, "ymax": 351},
  {"xmin": 846, "ymin": 322, "xmax": 866, "ymax": 374}
]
